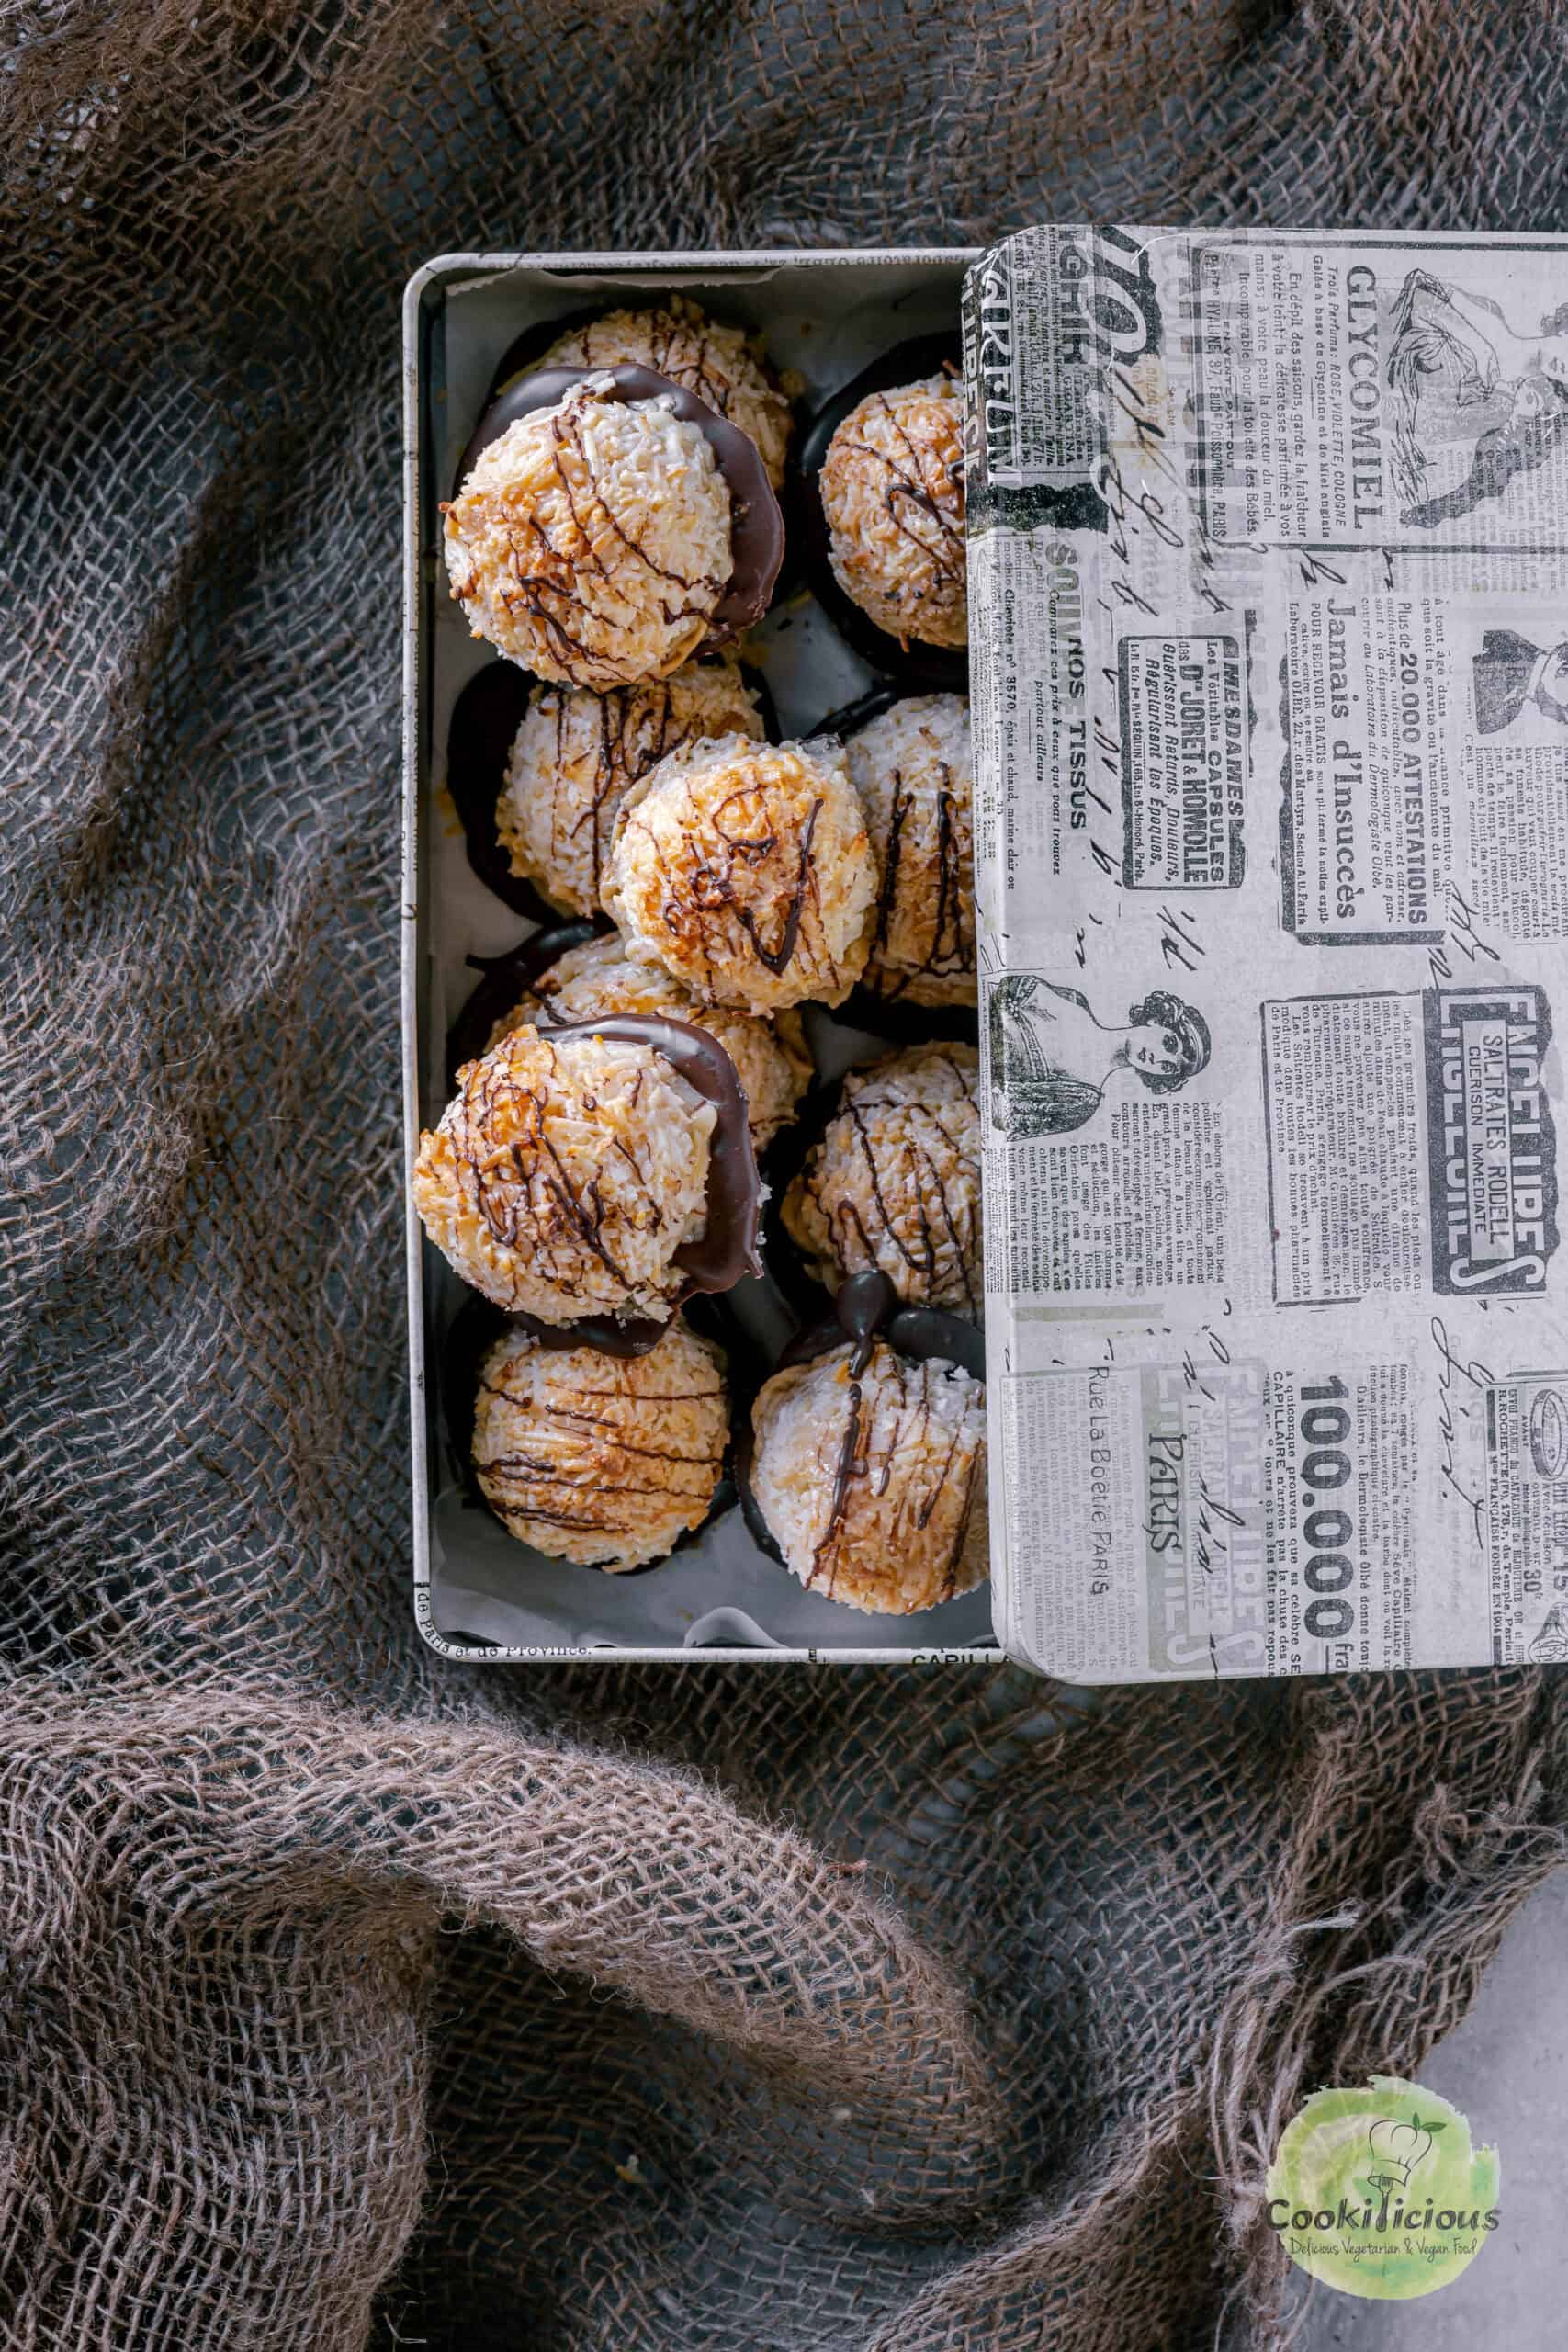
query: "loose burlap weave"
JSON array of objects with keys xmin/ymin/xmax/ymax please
[{"xmin": 5, "ymin": 3, "xmax": 1568, "ymax": 2345}]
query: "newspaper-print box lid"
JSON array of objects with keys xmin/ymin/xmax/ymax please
[{"xmin": 964, "ymin": 226, "xmax": 1568, "ymax": 1681}]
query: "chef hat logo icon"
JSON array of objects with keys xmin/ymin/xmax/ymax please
[
  {"xmin": 1366, "ymin": 2113, "xmax": 1440, "ymax": 2188},
  {"xmin": 1267, "ymin": 2075, "xmax": 1499, "ymax": 2300}
]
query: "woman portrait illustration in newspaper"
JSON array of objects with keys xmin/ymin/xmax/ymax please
[
  {"xmin": 987, "ymin": 975, "xmax": 1211, "ymax": 1138},
  {"xmin": 1472, "ymin": 628, "xmax": 1568, "ymax": 733},
  {"xmin": 1387, "ymin": 266, "xmax": 1568, "ymax": 529}
]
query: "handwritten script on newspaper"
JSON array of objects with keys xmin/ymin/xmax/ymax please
[{"xmin": 964, "ymin": 227, "xmax": 1568, "ymax": 1679}]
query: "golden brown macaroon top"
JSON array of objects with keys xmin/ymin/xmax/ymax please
[
  {"xmin": 603, "ymin": 733, "xmax": 878, "ymax": 1014},
  {"xmin": 750, "ymin": 1339, "xmax": 988, "ymax": 1614},
  {"xmin": 412, "ymin": 1024, "xmax": 715, "ymax": 1323},
  {"xmin": 819, "ymin": 374, "xmax": 966, "ymax": 650},
  {"xmin": 442, "ymin": 379, "xmax": 732, "ymax": 687},
  {"xmin": 473, "ymin": 1319, "xmax": 728, "ymax": 1570}
]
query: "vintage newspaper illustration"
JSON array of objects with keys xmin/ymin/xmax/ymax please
[{"xmin": 963, "ymin": 226, "xmax": 1568, "ymax": 1680}]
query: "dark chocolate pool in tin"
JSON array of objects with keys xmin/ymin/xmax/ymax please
[{"xmin": 775, "ymin": 1270, "xmax": 985, "ymax": 1382}]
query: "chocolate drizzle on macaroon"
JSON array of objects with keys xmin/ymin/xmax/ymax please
[
  {"xmin": 446, "ymin": 655, "xmax": 777, "ymax": 924},
  {"xmin": 793, "ymin": 334, "xmax": 968, "ymax": 694},
  {"xmin": 807, "ymin": 687, "xmax": 978, "ymax": 1046},
  {"xmin": 439, "ymin": 1294, "xmax": 735, "ymax": 1566},
  {"xmin": 865, "ymin": 763, "xmax": 966, "ymax": 998},
  {"xmin": 442, "ymin": 1009, "xmax": 764, "ymax": 1360},
  {"xmin": 736, "ymin": 1271, "xmax": 985, "ymax": 1577},
  {"xmin": 769, "ymin": 1046, "xmax": 982, "ymax": 1321},
  {"xmin": 457, "ymin": 364, "xmax": 784, "ymax": 645}
]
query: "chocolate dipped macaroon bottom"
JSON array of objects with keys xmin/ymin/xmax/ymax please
[
  {"xmin": 445, "ymin": 650, "xmax": 779, "ymax": 931},
  {"xmin": 820, "ymin": 372, "xmax": 966, "ymax": 650},
  {"xmin": 802, "ymin": 685, "xmax": 979, "ymax": 1046},
  {"xmin": 792, "ymin": 334, "xmax": 967, "ymax": 694}
]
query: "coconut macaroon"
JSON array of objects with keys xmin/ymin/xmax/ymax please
[
  {"xmin": 442, "ymin": 376, "xmax": 733, "ymax": 687},
  {"xmin": 603, "ymin": 733, "xmax": 878, "ymax": 1014},
  {"xmin": 749, "ymin": 1340, "xmax": 988, "ymax": 1613},
  {"xmin": 496, "ymin": 660, "xmax": 766, "ymax": 919},
  {"xmin": 819, "ymin": 375, "xmax": 966, "ymax": 649},
  {"xmin": 783, "ymin": 1044, "xmax": 981, "ymax": 1316},
  {"xmin": 473, "ymin": 1319, "xmax": 729, "ymax": 1571},
  {"xmin": 490, "ymin": 932, "xmax": 812, "ymax": 1154},
  {"xmin": 412, "ymin": 1023, "xmax": 716, "ymax": 1324},
  {"xmin": 847, "ymin": 695, "xmax": 976, "ymax": 1007},
  {"xmin": 536, "ymin": 297, "xmax": 793, "ymax": 492}
]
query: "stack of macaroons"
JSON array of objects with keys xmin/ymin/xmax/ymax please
[{"xmin": 417, "ymin": 295, "xmax": 987, "ymax": 1614}]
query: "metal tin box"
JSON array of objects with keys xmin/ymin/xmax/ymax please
[{"xmin": 402, "ymin": 250, "xmax": 996, "ymax": 1663}]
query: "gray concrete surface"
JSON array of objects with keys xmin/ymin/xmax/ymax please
[{"xmin": 1302, "ymin": 1869, "xmax": 1568, "ymax": 2346}]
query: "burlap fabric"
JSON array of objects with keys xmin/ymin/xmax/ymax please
[{"xmin": 5, "ymin": 3, "xmax": 1567, "ymax": 2345}]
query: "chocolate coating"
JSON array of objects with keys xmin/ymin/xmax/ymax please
[
  {"xmin": 548, "ymin": 1010, "xmax": 765, "ymax": 1298},
  {"xmin": 734, "ymin": 1424, "xmax": 787, "ymax": 1569},
  {"xmin": 457, "ymin": 363, "xmax": 784, "ymax": 644},
  {"xmin": 446, "ymin": 662, "xmax": 581, "ymax": 923},
  {"xmin": 758, "ymin": 1075, "xmax": 844, "ymax": 1321},
  {"xmin": 488, "ymin": 1306, "xmax": 671, "ymax": 1360},
  {"xmin": 445, "ymin": 919, "xmax": 604, "ymax": 1091},
  {"xmin": 815, "ymin": 995, "xmax": 979, "ymax": 1053},
  {"xmin": 811, "ymin": 683, "xmax": 904, "ymax": 740}
]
